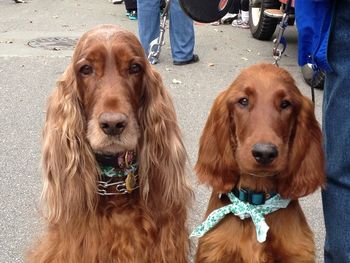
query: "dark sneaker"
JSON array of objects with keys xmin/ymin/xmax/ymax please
[
  {"xmin": 173, "ymin": 54, "xmax": 199, "ymax": 66},
  {"xmin": 128, "ymin": 11, "xmax": 137, "ymax": 20}
]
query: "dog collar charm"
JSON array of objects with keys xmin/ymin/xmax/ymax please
[
  {"xmin": 190, "ymin": 192, "xmax": 291, "ymax": 243},
  {"xmin": 125, "ymin": 172, "xmax": 137, "ymax": 193}
]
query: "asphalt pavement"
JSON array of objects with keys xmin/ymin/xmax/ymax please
[{"xmin": 0, "ymin": 0, "xmax": 325, "ymax": 262}]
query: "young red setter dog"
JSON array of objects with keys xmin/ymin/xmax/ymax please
[
  {"xmin": 193, "ymin": 64, "xmax": 325, "ymax": 263},
  {"xmin": 27, "ymin": 25, "xmax": 192, "ymax": 263}
]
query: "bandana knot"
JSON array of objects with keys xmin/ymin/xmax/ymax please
[{"xmin": 190, "ymin": 192, "xmax": 290, "ymax": 243}]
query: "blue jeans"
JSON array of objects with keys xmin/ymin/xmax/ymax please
[
  {"xmin": 322, "ymin": 1, "xmax": 350, "ymax": 262},
  {"xmin": 136, "ymin": 0, "xmax": 195, "ymax": 62}
]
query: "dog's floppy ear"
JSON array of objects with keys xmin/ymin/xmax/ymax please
[
  {"xmin": 137, "ymin": 64, "xmax": 192, "ymax": 211},
  {"xmin": 278, "ymin": 95, "xmax": 325, "ymax": 199},
  {"xmin": 195, "ymin": 89, "xmax": 240, "ymax": 193},
  {"xmin": 41, "ymin": 64, "xmax": 98, "ymax": 224}
]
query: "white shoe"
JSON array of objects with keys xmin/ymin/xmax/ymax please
[
  {"xmin": 220, "ymin": 13, "xmax": 238, "ymax": 24},
  {"xmin": 232, "ymin": 18, "xmax": 250, "ymax": 29},
  {"xmin": 210, "ymin": 21, "xmax": 221, "ymax": 26}
]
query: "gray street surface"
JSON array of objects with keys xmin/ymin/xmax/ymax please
[{"xmin": 0, "ymin": 0, "xmax": 325, "ymax": 262}]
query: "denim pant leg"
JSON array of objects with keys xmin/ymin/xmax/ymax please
[
  {"xmin": 169, "ymin": 0, "xmax": 195, "ymax": 62},
  {"xmin": 322, "ymin": 1, "xmax": 350, "ymax": 262},
  {"xmin": 137, "ymin": 0, "xmax": 160, "ymax": 55}
]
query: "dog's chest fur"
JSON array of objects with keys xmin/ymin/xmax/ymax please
[
  {"xmin": 30, "ymin": 202, "xmax": 162, "ymax": 263},
  {"xmin": 196, "ymin": 198, "xmax": 315, "ymax": 263}
]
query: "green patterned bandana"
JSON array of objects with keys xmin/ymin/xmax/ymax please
[{"xmin": 191, "ymin": 192, "xmax": 291, "ymax": 243}]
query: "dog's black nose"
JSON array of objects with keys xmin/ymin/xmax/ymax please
[
  {"xmin": 252, "ymin": 143, "xmax": 278, "ymax": 165},
  {"xmin": 99, "ymin": 112, "xmax": 128, "ymax": 136}
]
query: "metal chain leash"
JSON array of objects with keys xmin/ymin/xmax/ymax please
[{"xmin": 272, "ymin": 2, "xmax": 291, "ymax": 66}]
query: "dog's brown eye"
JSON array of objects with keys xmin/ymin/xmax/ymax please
[
  {"xmin": 79, "ymin": 65, "xmax": 93, "ymax": 76},
  {"xmin": 238, "ymin": 98, "xmax": 249, "ymax": 107},
  {"xmin": 280, "ymin": 100, "xmax": 291, "ymax": 109},
  {"xmin": 129, "ymin": 63, "xmax": 142, "ymax": 74}
]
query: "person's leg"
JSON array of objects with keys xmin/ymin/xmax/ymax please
[
  {"xmin": 137, "ymin": 0, "xmax": 160, "ymax": 55},
  {"xmin": 229, "ymin": 0, "xmax": 240, "ymax": 14},
  {"xmin": 322, "ymin": 1, "xmax": 350, "ymax": 263},
  {"xmin": 220, "ymin": 0, "xmax": 240, "ymax": 24},
  {"xmin": 232, "ymin": 0, "xmax": 249, "ymax": 28},
  {"xmin": 240, "ymin": 0, "xmax": 249, "ymax": 22},
  {"xmin": 240, "ymin": 0, "xmax": 249, "ymax": 11},
  {"xmin": 169, "ymin": 0, "xmax": 196, "ymax": 62},
  {"xmin": 125, "ymin": 0, "xmax": 137, "ymax": 20}
]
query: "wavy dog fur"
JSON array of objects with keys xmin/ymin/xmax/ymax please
[
  {"xmin": 27, "ymin": 25, "xmax": 192, "ymax": 263},
  {"xmin": 194, "ymin": 64, "xmax": 325, "ymax": 263}
]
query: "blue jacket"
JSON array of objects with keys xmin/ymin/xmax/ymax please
[{"xmin": 295, "ymin": 0, "xmax": 334, "ymax": 72}]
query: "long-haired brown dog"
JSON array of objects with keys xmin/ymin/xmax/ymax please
[
  {"xmin": 27, "ymin": 25, "xmax": 192, "ymax": 263},
  {"xmin": 193, "ymin": 64, "xmax": 325, "ymax": 262}
]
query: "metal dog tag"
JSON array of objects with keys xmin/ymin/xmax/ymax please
[{"xmin": 125, "ymin": 173, "xmax": 136, "ymax": 193}]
